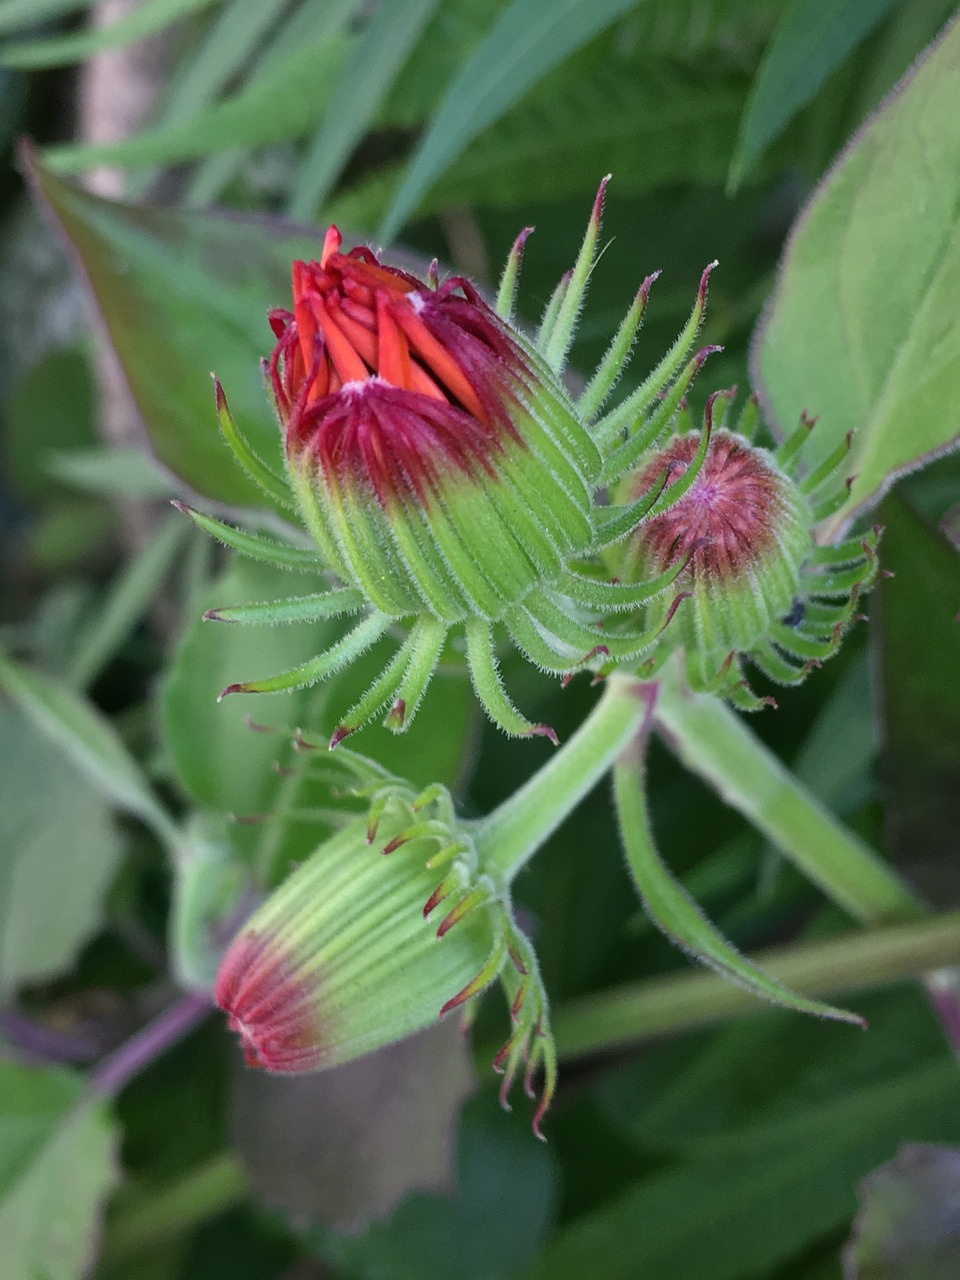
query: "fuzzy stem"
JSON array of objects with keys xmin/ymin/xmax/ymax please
[
  {"xmin": 552, "ymin": 910, "xmax": 960, "ymax": 1060},
  {"xmin": 652, "ymin": 661, "xmax": 924, "ymax": 925},
  {"xmin": 475, "ymin": 672, "xmax": 648, "ymax": 883},
  {"xmin": 88, "ymin": 992, "xmax": 211, "ymax": 1098}
]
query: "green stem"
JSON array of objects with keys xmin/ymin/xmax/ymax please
[
  {"xmin": 475, "ymin": 672, "xmax": 648, "ymax": 883},
  {"xmin": 652, "ymin": 661, "xmax": 924, "ymax": 925},
  {"xmin": 100, "ymin": 1153, "xmax": 247, "ymax": 1266},
  {"xmin": 552, "ymin": 910, "xmax": 960, "ymax": 1060}
]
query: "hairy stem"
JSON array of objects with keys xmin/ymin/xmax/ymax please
[
  {"xmin": 475, "ymin": 673, "xmax": 648, "ymax": 883},
  {"xmin": 88, "ymin": 992, "xmax": 211, "ymax": 1098},
  {"xmin": 652, "ymin": 660, "xmax": 924, "ymax": 924}
]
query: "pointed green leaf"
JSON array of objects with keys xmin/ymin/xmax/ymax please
[
  {"xmin": 752, "ymin": 13, "xmax": 960, "ymax": 537},
  {"xmin": 288, "ymin": 0, "xmax": 439, "ymax": 220},
  {"xmin": 41, "ymin": 37, "xmax": 350, "ymax": 174},
  {"xmin": 380, "ymin": 0, "xmax": 643, "ymax": 238},
  {"xmin": 614, "ymin": 690, "xmax": 862, "ymax": 1025},
  {"xmin": 23, "ymin": 146, "xmax": 323, "ymax": 511},
  {"xmin": 67, "ymin": 512, "xmax": 191, "ymax": 689},
  {"xmin": 0, "ymin": 651, "xmax": 175, "ymax": 846},
  {"xmin": 0, "ymin": 0, "xmax": 220, "ymax": 68},
  {"xmin": 0, "ymin": 1063, "xmax": 118, "ymax": 1280},
  {"xmin": 728, "ymin": 0, "xmax": 901, "ymax": 192},
  {"xmin": 0, "ymin": 0, "xmax": 92, "ymax": 37}
]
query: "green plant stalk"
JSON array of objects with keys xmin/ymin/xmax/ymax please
[
  {"xmin": 99, "ymin": 1152, "xmax": 247, "ymax": 1266},
  {"xmin": 474, "ymin": 671, "xmax": 648, "ymax": 882},
  {"xmin": 652, "ymin": 660, "xmax": 925, "ymax": 925},
  {"xmin": 552, "ymin": 909, "xmax": 960, "ymax": 1059}
]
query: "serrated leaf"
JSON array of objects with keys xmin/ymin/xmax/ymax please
[
  {"xmin": 380, "ymin": 0, "xmax": 643, "ymax": 237},
  {"xmin": 845, "ymin": 1144, "xmax": 960, "ymax": 1278},
  {"xmin": 0, "ymin": 0, "xmax": 221, "ymax": 68},
  {"xmin": 0, "ymin": 706, "xmax": 124, "ymax": 993},
  {"xmin": 231, "ymin": 1020, "xmax": 476, "ymax": 1231},
  {"xmin": 288, "ymin": 0, "xmax": 440, "ymax": 219},
  {"xmin": 0, "ymin": 650, "xmax": 174, "ymax": 844},
  {"xmin": 0, "ymin": 1062, "xmax": 118, "ymax": 1280},
  {"xmin": 728, "ymin": 0, "xmax": 901, "ymax": 191},
  {"xmin": 613, "ymin": 691, "xmax": 862, "ymax": 1026},
  {"xmin": 752, "ymin": 13, "xmax": 960, "ymax": 537}
]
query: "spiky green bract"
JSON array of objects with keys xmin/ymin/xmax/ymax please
[
  {"xmin": 187, "ymin": 181, "xmax": 735, "ymax": 740},
  {"xmin": 609, "ymin": 399, "xmax": 879, "ymax": 708},
  {"xmin": 215, "ymin": 745, "xmax": 558, "ymax": 1134}
]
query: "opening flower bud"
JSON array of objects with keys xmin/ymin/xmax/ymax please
[{"xmin": 268, "ymin": 227, "xmax": 598, "ymax": 623}]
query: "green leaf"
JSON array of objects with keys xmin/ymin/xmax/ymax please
[
  {"xmin": 232, "ymin": 1021, "xmax": 477, "ymax": 1232},
  {"xmin": 0, "ymin": 0, "xmax": 92, "ymax": 37},
  {"xmin": 529, "ymin": 1058, "xmax": 960, "ymax": 1280},
  {"xmin": 47, "ymin": 445, "xmax": 178, "ymax": 500},
  {"xmin": 0, "ymin": 651, "xmax": 175, "ymax": 846},
  {"xmin": 67, "ymin": 512, "xmax": 191, "ymax": 690},
  {"xmin": 5, "ymin": 346, "xmax": 96, "ymax": 502},
  {"xmin": 0, "ymin": 707, "xmax": 123, "ymax": 993},
  {"xmin": 330, "ymin": 65, "xmax": 750, "ymax": 226},
  {"xmin": 184, "ymin": 0, "xmax": 358, "ymax": 206},
  {"xmin": 728, "ymin": 0, "xmax": 901, "ymax": 191},
  {"xmin": 0, "ymin": 0, "xmax": 221, "ymax": 67},
  {"xmin": 752, "ymin": 13, "xmax": 960, "ymax": 537},
  {"xmin": 330, "ymin": 1089, "xmax": 557, "ymax": 1277},
  {"xmin": 162, "ymin": 555, "xmax": 476, "ymax": 883},
  {"xmin": 288, "ymin": 0, "xmax": 440, "ymax": 220},
  {"xmin": 380, "ymin": 0, "xmax": 643, "ymax": 237},
  {"xmin": 41, "ymin": 36, "xmax": 350, "ymax": 173},
  {"xmin": 613, "ymin": 693, "xmax": 862, "ymax": 1026},
  {"xmin": 873, "ymin": 497, "xmax": 960, "ymax": 907},
  {"xmin": 22, "ymin": 148, "xmax": 321, "ymax": 511},
  {"xmin": 845, "ymin": 1144, "xmax": 960, "ymax": 1278},
  {"xmin": 0, "ymin": 1062, "xmax": 118, "ymax": 1280}
]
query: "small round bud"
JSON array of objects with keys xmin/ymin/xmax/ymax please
[{"xmin": 623, "ymin": 428, "xmax": 813, "ymax": 662}]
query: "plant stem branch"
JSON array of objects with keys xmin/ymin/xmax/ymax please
[
  {"xmin": 475, "ymin": 673, "xmax": 649, "ymax": 883},
  {"xmin": 652, "ymin": 660, "xmax": 924, "ymax": 925},
  {"xmin": 552, "ymin": 910, "xmax": 960, "ymax": 1060},
  {"xmin": 88, "ymin": 992, "xmax": 211, "ymax": 1098}
]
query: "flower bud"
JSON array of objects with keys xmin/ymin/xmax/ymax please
[
  {"xmin": 215, "ymin": 764, "xmax": 557, "ymax": 1133},
  {"xmin": 268, "ymin": 227, "xmax": 598, "ymax": 623},
  {"xmin": 611, "ymin": 396, "xmax": 880, "ymax": 705}
]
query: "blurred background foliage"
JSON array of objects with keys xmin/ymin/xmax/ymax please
[{"xmin": 1, "ymin": 1, "xmax": 959, "ymax": 1278}]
